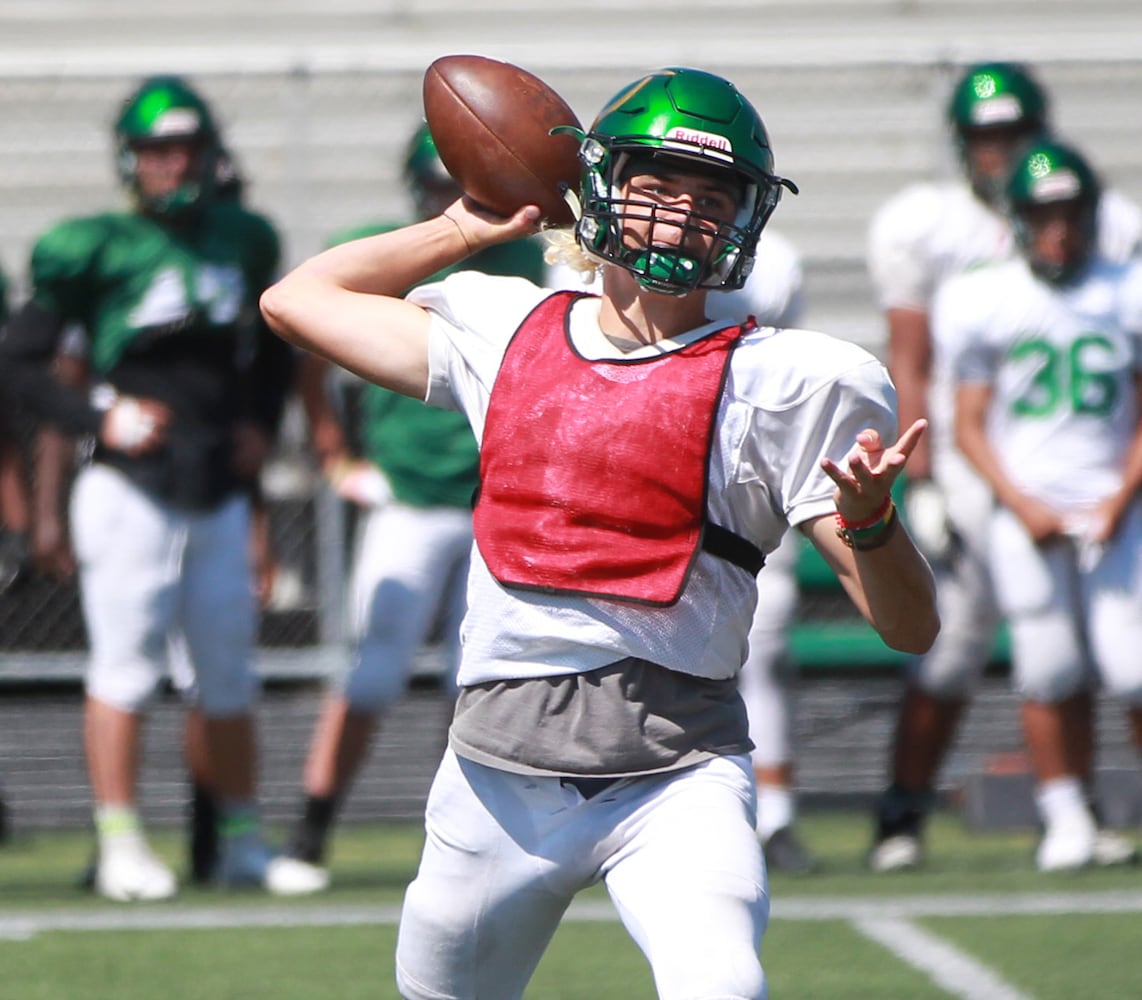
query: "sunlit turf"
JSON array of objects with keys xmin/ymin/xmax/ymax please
[
  {"xmin": 4, "ymin": 810, "xmax": 1140, "ymax": 906},
  {"xmin": 1, "ymin": 812, "xmax": 1140, "ymax": 999},
  {"xmin": 922, "ymin": 913, "xmax": 1142, "ymax": 1000}
]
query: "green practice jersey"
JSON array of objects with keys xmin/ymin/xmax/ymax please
[
  {"xmin": 19, "ymin": 200, "xmax": 289, "ymax": 509},
  {"xmin": 31, "ymin": 201, "xmax": 278, "ymax": 374}
]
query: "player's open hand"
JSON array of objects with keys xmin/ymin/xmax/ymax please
[{"xmin": 822, "ymin": 418, "xmax": 927, "ymax": 523}]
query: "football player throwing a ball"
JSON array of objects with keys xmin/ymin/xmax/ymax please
[{"xmin": 263, "ymin": 67, "xmax": 938, "ymax": 999}]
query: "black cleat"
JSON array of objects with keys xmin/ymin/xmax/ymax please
[
  {"xmin": 868, "ymin": 785, "xmax": 931, "ymax": 872},
  {"xmin": 763, "ymin": 826, "xmax": 817, "ymax": 875}
]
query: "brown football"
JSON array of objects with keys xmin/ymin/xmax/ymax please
[{"xmin": 422, "ymin": 54, "xmax": 583, "ymax": 225}]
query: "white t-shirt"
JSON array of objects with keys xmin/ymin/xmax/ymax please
[
  {"xmin": 409, "ymin": 271, "xmax": 896, "ymax": 687},
  {"xmin": 945, "ymin": 254, "xmax": 1142, "ymax": 509}
]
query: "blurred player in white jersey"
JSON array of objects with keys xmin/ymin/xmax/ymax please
[
  {"xmin": 949, "ymin": 139, "xmax": 1142, "ymax": 869},
  {"xmin": 866, "ymin": 62, "xmax": 1142, "ymax": 870},
  {"xmin": 720, "ymin": 234, "xmax": 817, "ymax": 873}
]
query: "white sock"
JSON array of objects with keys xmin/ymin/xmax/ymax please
[
  {"xmin": 756, "ymin": 785, "xmax": 795, "ymax": 841},
  {"xmin": 95, "ymin": 804, "xmax": 145, "ymax": 852},
  {"xmin": 1035, "ymin": 776, "xmax": 1091, "ymax": 829}
]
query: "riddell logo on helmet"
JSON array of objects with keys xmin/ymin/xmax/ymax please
[
  {"xmin": 970, "ymin": 95, "xmax": 1023, "ymax": 126},
  {"xmin": 1031, "ymin": 171, "xmax": 1082, "ymax": 202},
  {"xmin": 152, "ymin": 108, "xmax": 201, "ymax": 137},
  {"xmin": 665, "ymin": 127, "xmax": 733, "ymax": 159}
]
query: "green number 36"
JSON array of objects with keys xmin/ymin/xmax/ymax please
[{"xmin": 1010, "ymin": 334, "xmax": 1119, "ymax": 418}]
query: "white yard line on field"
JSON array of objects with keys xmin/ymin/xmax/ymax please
[
  {"xmin": 770, "ymin": 889, "xmax": 1142, "ymax": 920},
  {"xmin": 2, "ymin": 890, "xmax": 1141, "ymax": 940},
  {"xmin": 851, "ymin": 915, "xmax": 1033, "ymax": 1000}
]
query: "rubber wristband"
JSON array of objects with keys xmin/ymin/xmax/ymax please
[
  {"xmin": 835, "ymin": 504, "xmax": 895, "ymax": 550},
  {"xmin": 836, "ymin": 504, "xmax": 900, "ymax": 551},
  {"xmin": 835, "ymin": 495, "xmax": 893, "ymax": 532},
  {"xmin": 853, "ymin": 505, "xmax": 900, "ymax": 551}
]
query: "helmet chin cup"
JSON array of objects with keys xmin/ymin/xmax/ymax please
[{"xmin": 627, "ymin": 248, "xmax": 700, "ymax": 294}]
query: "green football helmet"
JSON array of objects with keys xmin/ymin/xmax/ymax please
[
  {"xmin": 403, "ymin": 122, "xmax": 460, "ymax": 220},
  {"xmin": 114, "ymin": 75, "xmax": 221, "ymax": 218},
  {"xmin": 1006, "ymin": 139, "xmax": 1100, "ymax": 285},
  {"xmin": 558, "ymin": 67, "xmax": 797, "ymax": 294},
  {"xmin": 947, "ymin": 62, "xmax": 1048, "ymax": 203}
]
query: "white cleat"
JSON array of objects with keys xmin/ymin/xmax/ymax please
[
  {"xmin": 264, "ymin": 856, "xmax": 331, "ymax": 896},
  {"xmin": 1036, "ymin": 813, "xmax": 1096, "ymax": 872},
  {"xmin": 1092, "ymin": 829, "xmax": 1138, "ymax": 867},
  {"xmin": 96, "ymin": 836, "xmax": 178, "ymax": 902},
  {"xmin": 868, "ymin": 833, "xmax": 922, "ymax": 873}
]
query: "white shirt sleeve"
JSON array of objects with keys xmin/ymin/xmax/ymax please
[
  {"xmin": 1098, "ymin": 189, "xmax": 1142, "ymax": 263},
  {"xmin": 730, "ymin": 330, "xmax": 898, "ymax": 531},
  {"xmin": 780, "ymin": 361, "xmax": 898, "ymax": 527},
  {"xmin": 410, "ymin": 270, "xmax": 552, "ymax": 438}
]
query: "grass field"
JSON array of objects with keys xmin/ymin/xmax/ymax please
[{"xmin": 2, "ymin": 811, "xmax": 1141, "ymax": 999}]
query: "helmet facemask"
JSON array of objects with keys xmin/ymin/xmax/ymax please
[
  {"xmin": 576, "ymin": 138, "xmax": 788, "ymax": 295},
  {"xmin": 1012, "ymin": 192, "xmax": 1099, "ymax": 287},
  {"xmin": 958, "ymin": 121, "xmax": 1043, "ymax": 208},
  {"xmin": 120, "ymin": 135, "xmax": 218, "ymax": 220}
]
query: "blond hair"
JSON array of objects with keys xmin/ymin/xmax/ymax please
[{"xmin": 542, "ymin": 225, "xmax": 601, "ymax": 286}]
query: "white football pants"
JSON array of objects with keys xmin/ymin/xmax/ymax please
[
  {"xmin": 338, "ymin": 499, "xmax": 472, "ymax": 711},
  {"xmin": 989, "ymin": 501, "xmax": 1142, "ymax": 705},
  {"xmin": 71, "ymin": 463, "xmax": 257, "ymax": 716},
  {"xmin": 396, "ymin": 749, "xmax": 768, "ymax": 1000}
]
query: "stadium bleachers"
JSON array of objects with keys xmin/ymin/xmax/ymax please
[{"xmin": 2, "ymin": 0, "xmax": 1141, "ymax": 343}]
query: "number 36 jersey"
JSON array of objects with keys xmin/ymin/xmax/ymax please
[{"xmin": 941, "ymin": 253, "xmax": 1142, "ymax": 510}]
